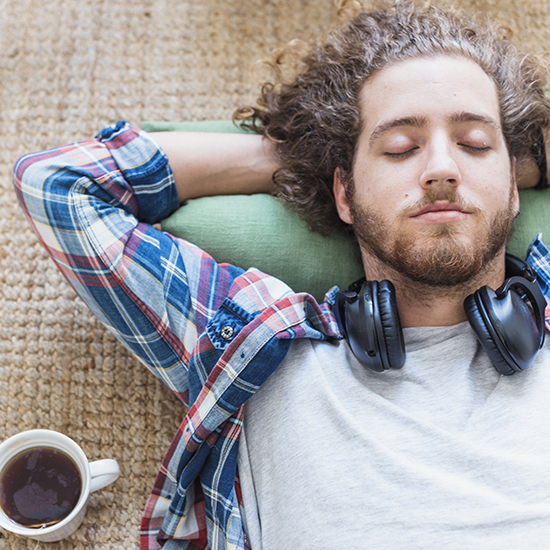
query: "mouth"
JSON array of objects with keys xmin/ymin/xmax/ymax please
[{"xmin": 410, "ymin": 201, "xmax": 470, "ymax": 222}]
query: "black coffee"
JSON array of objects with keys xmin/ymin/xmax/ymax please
[{"xmin": 0, "ymin": 447, "xmax": 82, "ymax": 528}]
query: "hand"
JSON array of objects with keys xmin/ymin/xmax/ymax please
[
  {"xmin": 516, "ymin": 156, "xmax": 541, "ymax": 189},
  {"xmin": 515, "ymin": 126, "xmax": 550, "ymax": 190}
]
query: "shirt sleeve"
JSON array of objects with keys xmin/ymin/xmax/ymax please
[{"xmin": 13, "ymin": 121, "xmax": 243, "ymax": 405}]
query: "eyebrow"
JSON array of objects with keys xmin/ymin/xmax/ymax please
[
  {"xmin": 368, "ymin": 111, "xmax": 501, "ymax": 146},
  {"xmin": 448, "ymin": 111, "xmax": 500, "ymax": 132},
  {"xmin": 369, "ymin": 116, "xmax": 427, "ymax": 146}
]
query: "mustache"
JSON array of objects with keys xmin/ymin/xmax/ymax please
[{"xmin": 401, "ymin": 187, "xmax": 481, "ymax": 217}]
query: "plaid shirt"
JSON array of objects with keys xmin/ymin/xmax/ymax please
[
  {"xmin": 13, "ymin": 121, "xmax": 342, "ymax": 550},
  {"xmin": 14, "ymin": 121, "xmax": 550, "ymax": 550}
]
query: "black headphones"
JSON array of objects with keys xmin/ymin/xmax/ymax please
[{"xmin": 333, "ymin": 254, "xmax": 547, "ymax": 375}]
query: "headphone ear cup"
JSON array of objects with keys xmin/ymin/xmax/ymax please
[
  {"xmin": 465, "ymin": 284, "xmax": 542, "ymax": 375},
  {"xmin": 376, "ymin": 280, "xmax": 406, "ymax": 370},
  {"xmin": 464, "ymin": 291, "xmax": 516, "ymax": 375},
  {"xmin": 338, "ymin": 279, "xmax": 406, "ymax": 372}
]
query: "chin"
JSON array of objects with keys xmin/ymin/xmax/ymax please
[{"xmin": 390, "ymin": 237, "xmax": 490, "ymax": 287}]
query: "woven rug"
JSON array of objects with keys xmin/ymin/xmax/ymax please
[{"xmin": 0, "ymin": 0, "xmax": 548, "ymax": 548}]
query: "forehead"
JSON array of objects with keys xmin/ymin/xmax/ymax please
[{"xmin": 358, "ymin": 55, "xmax": 502, "ymax": 134}]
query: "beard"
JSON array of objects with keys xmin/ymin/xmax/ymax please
[{"xmin": 348, "ymin": 183, "xmax": 516, "ymax": 288}]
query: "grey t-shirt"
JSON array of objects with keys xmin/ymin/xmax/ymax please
[{"xmin": 238, "ymin": 322, "xmax": 550, "ymax": 549}]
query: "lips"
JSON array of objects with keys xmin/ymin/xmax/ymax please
[{"xmin": 411, "ymin": 201, "xmax": 469, "ymax": 218}]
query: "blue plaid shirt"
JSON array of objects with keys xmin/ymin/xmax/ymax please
[{"xmin": 13, "ymin": 121, "xmax": 550, "ymax": 550}]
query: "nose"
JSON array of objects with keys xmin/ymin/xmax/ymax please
[{"xmin": 420, "ymin": 138, "xmax": 461, "ymax": 189}]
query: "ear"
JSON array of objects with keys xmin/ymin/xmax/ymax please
[
  {"xmin": 333, "ymin": 167, "xmax": 353, "ymax": 225},
  {"xmin": 511, "ymin": 157, "xmax": 520, "ymax": 212}
]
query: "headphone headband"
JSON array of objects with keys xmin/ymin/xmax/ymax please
[{"xmin": 334, "ymin": 254, "xmax": 547, "ymax": 375}]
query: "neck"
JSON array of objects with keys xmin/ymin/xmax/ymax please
[{"xmin": 360, "ymin": 250, "xmax": 507, "ymax": 328}]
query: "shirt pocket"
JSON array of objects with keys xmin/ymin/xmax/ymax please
[{"xmin": 206, "ymin": 298, "xmax": 257, "ymax": 350}]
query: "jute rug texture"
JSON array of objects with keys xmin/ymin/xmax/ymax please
[{"xmin": 0, "ymin": 0, "xmax": 549, "ymax": 548}]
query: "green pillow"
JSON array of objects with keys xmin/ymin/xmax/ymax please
[
  {"xmin": 143, "ymin": 120, "xmax": 550, "ymax": 301},
  {"xmin": 161, "ymin": 193, "xmax": 363, "ymax": 301},
  {"xmin": 506, "ymin": 188, "xmax": 550, "ymax": 256}
]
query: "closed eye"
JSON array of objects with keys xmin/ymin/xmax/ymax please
[
  {"xmin": 384, "ymin": 148, "xmax": 418, "ymax": 159},
  {"xmin": 460, "ymin": 144, "xmax": 491, "ymax": 154}
]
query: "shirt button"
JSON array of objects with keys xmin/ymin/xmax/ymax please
[{"xmin": 220, "ymin": 326, "xmax": 234, "ymax": 340}]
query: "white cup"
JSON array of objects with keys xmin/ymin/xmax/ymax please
[{"xmin": 0, "ymin": 429, "xmax": 120, "ymax": 542}]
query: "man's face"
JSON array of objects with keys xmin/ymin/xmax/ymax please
[{"xmin": 334, "ymin": 55, "xmax": 519, "ymax": 287}]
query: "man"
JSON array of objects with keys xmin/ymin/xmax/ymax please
[{"xmin": 13, "ymin": 1, "xmax": 550, "ymax": 549}]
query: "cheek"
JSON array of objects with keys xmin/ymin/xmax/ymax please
[
  {"xmin": 463, "ymin": 174, "xmax": 515, "ymax": 216},
  {"xmin": 353, "ymin": 164, "xmax": 421, "ymax": 207}
]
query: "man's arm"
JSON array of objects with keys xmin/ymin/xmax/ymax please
[
  {"xmin": 151, "ymin": 127, "xmax": 547, "ymax": 193},
  {"xmin": 149, "ymin": 131, "xmax": 279, "ymax": 202},
  {"xmin": 13, "ymin": 122, "xmax": 247, "ymax": 405},
  {"xmin": 150, "ymin": 126, "xmax": 550, "ymax": 192}
]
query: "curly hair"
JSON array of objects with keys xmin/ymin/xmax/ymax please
[{"xmin": 234, "ymin": 0, "xmax": 550, "ymax": 234}]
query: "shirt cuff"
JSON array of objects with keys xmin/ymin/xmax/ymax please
[{"xmin": 97, "ymin": 120, "xmax": 180, "ymax": 225}]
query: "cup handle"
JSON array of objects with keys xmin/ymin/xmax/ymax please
[{"xmin": 89, "ymin": 459, "xmax": 120, "ymax": 493}]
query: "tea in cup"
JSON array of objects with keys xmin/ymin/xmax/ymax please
[{"xmin": 0, "ymin": 429, "xmax": 119, "ymax": 542}]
